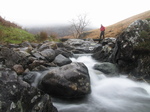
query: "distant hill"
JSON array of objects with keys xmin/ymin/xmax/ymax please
[
  {"xmin": 27, "ymin": 25, "xmax": 73, "ymax": 38},
  {"xmin": 0, "ymin": 16, "xmax": 35, "ymax": 44},
  {"xmin": 65, "ymin": 10, "xmax": 150, "ymax": 39},
  {"xmin": 27, "ymin": 25, "xmax": 93, "ymax": 38}
]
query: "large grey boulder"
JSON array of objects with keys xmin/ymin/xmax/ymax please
[
  {"xmin": 40, "ymin": 62, "xmax": 91, "ymax": 98},
  {"xmin": 111, "ymin": 20, "xmax": 149, "ymax": 63},
  {"xmin": 0, "ymin": 69, "xmax": 57, "ymax": 112},
  {"xmin": 37, "ymin": 41, "xmax": 58, "ymax": 51},
  {"xmin": 54, "ymin": 48, "xmax": 73, "ymax": 58},
  {"xmin": 53, "ymin": 54, "xmax": 72, "ymax": 66},
  {"xmin": 32, "ymin": 52, "xmax": 45, "ymax": 60},
  {"xmin": 93, "ymin": 62, "xmax": 118, "ymax": 76},
  {"xmin": 20, "ymin": 41, "xmax": 32, "ymax": 47},
  {"xmin": 63, "ymin": 39, "xmax": 97, "ymax": 53},
  {"xmin": 40, "ymin": 49, "xmax": 56, "ymax": 62},
  {"xmin": 110, "ymin": 19, "xmax": 150, "ymax": 77},
  {"xmin": 0, "ymin": 47, "xmax": 29, "ymax": 68},
  {"xmin": 92, "ymin": 37, "xmax": 116, "ymax": 62}
]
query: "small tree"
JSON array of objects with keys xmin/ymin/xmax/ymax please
[{"xmin": 70, "ymin": 14, "xmax": 90, "ymax": 38}]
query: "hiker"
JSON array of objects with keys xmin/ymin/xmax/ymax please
[{"xmin": 99, "ymin": 24, "xmax": 105, "ymax": 43}]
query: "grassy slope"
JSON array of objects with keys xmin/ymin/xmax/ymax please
[
  {"xmin": 74, "ymin": 10, "xmax": 150, "ymax": 39},
  {"xmin": 0, "ymin": 17, "xmax": 35, "ymax": 44}
]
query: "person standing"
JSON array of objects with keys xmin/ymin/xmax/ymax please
[{"xmin": 99, "ymin": 24, "xmax": 105, "ymax": 43}]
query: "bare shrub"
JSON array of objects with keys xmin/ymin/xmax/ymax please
[{"xmin": 70, "ymin": 14, "xmax": 90, "ymax": 38}]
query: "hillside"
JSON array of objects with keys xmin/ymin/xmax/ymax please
[
  {"xmin": 0, "ymin": 16, "xmax": 35, "ymax": 44},
  {"xmin": 68, "ymin": 10, "xmax": 150, "ymax": 39},
  {"xmin": 27, "ymin": 25, "xmax": 93, "ymax": 38}
]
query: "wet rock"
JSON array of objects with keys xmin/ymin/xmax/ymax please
[
  {"xmin": 55, "ymin": 48, "xmax": 73, "ymax": 58},
  {"xmin": 92, "ymin": 44, "xmax": 102, "ymax": 53},
  {"xmin": 40, "ymin": 62, "xmax": 91, "ymax": 98},
  {"xmin": 32, "ymin": 52, "xmax": 45, "ymax": 60},
  {"xmin": 0, "ymin": 70, "xmax": 57, "ymax": 112},
  {"xmin": 18, "ymin": 50, "xmax": 31, "ymax": 57},
  {"xmin": 93, "ymin": 62, "xmax": 118, "ymax": 76},
  {"xmin": 23, "ymin": 71, "xmax": 38, "ymax": 84},
  {"xmin": 40, "ymin": 49, "xmax": 56, "ymax": 62},
  {"xmin": 20, "ymin": 41, "xmax": 32, "ymax": 47},
  {"xmin": 12, "ymin": 64, "xmax": 24, "ymax": 74},
  {"xmin": 32, "ymin": 65, "xmax": 49, "ymax": 71},
  {"xmin": 0, "ymin": 47, "xmax": 28, "ymax": 68},
  {"xmin": 92, "ymin": 38, "xmax": 116, "ymax": 62},
  {"xmin": 64, "ymin": 39, "xmax": 85, "ymax": 47},
  {"xmin": 53, "ymin": 54, "xmax": 72, "ymax": 66},
  {"xmin": 110, "ymin": 19, "xmax": 150, "ymax": 76},
  {"xmin": 30, "ymin": 43, "xmax": 39, "ymax": 48},
  {"xmin": 37, "ymin": 41, "xmax": 58, "ymax": 51},
  {"xmin": 63, "ymin": 39, "xmax": 98, "ymax": 53},
  {"xmin": 29, "ymin": 60, "xmax": 46, "ymax": 70}
]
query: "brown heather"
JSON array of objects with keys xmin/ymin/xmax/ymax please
[{"xmin": 0, "ymin": 16, "xmax": 21, "ymax": 28}]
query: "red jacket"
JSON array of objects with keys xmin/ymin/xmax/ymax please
[{"xmin": 100, "ymin": 26, "xmax": 105, "ymax": 31}]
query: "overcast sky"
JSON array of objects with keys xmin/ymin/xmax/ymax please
[{"xmin": 0, "ymin": 0, "xmax": 149, "ymax": 28}]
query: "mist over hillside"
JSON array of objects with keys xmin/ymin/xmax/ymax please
[{"xmin": 26, "ymin": 25, "xmax": 93, "ymax": 38}]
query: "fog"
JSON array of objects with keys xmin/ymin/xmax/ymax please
[{"xmin": 0, "ymin": 0, "xmax": 149, "ymax": 28}]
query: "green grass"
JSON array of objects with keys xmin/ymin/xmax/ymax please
[
  {"xmin": 0, "ymin": 24, "xmax": 35, "ymax": 44},
  {"xmin": 133, "ymin": 24, "xmax": 150, "ymax": 53}
]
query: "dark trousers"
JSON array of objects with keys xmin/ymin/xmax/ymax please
[
  {"xmin": 99, "ymin": 31, "xmax": 105, "ymax": 43},
  {"xmin": 100, "ymin": 31, "xmax": 105, "ymax": 39}
]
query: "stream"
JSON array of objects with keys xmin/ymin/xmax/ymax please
[{"xmin": 52, "ymin": 54, "xmax": 150, "ymax": 112}]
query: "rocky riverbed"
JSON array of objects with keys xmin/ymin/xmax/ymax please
[{"xmin": 0, "ymin": 19, "xmax": 150, "ymax": 112}]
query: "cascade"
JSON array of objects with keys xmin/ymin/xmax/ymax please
[{"xmin": 52, "ymin": 55, "xmax": 150, "ymax": 112}]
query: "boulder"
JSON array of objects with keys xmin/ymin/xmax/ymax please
[
  {"xmin": 40, "ymin": 49, "xmax": 56, "ymax": 62},
  {"xmin": 29, "ymin": 60, "xmax": 45, "ymax": 69},
  {"xmin": 93, "ymin": 62, "xmax": 118, "ymax": 76},
  {"xmin": 17, "ymin": 50, "xmax": 31, "ymax": 57},
  {"xmin": 92, "ymin": 38, "xmax": 116, "ymax": 62},
  {"xmin": 40, "ymin": 62, "xmax": 91, "ymax": 98},
  {"xmin": 63, "ymin": 39, "xmax": 98, "ymax": 53},
  {"xmin": 0, "ymin": 47, "xmax": 28, "ymax": 68},
  {"xmin": 23, "ymin": 71, "xmax": 38, "ymax": 84},
  {"xmin": 64, "ymin": 39, "xmax": 85, "ymax": 47},
  {"xmin": 53, "ymin": 54, "xmax": 72, "ymax": 66},
  {"xmin": 92, "ymin": 44, "xmax": 102, "ymax": 53},
  {"xmin": 32, "ymin": 52, "xmax": 45, "ymax": 60},
  {"xmin": 55, "ymin": 48, "xmax": 73, "ymax": 58},
  {"xmin": 32, "ymin": 65, "xmax": 49, "ymax": 71},
  {"xmin": 12, "ymin": 64, "xmax": 24, "ymax": 74},
  {"xmin": 0, "ymin": 69, "xmax": 57, "ymax": 112},
  {"xmin": 37, "ymin": 41, "xmax": 57, "ymax": 51},
  {"xmin": 20, "ymin": 41, "xmax": 32, "ymax": 47},
  {"xmin": 112, "ymin": 20, "xmax": 150, "ymax": 63},
  {"xmin": 110, "ymin": 19, "xmax": 150, "ymax": 76}
]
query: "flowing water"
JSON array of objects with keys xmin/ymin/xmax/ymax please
[{"xmin": 52, "ymin": 55, "xmax": 150, "ymax": 112}]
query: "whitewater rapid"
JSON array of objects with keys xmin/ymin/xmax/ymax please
[{"xmin": 52, "ymin": 55, "xmax": 150, "ymax": 112}]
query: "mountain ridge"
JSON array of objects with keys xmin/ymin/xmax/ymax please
[{"xmin": 81, "ymin": 10, "xmax": 150, "ymax": 39}]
